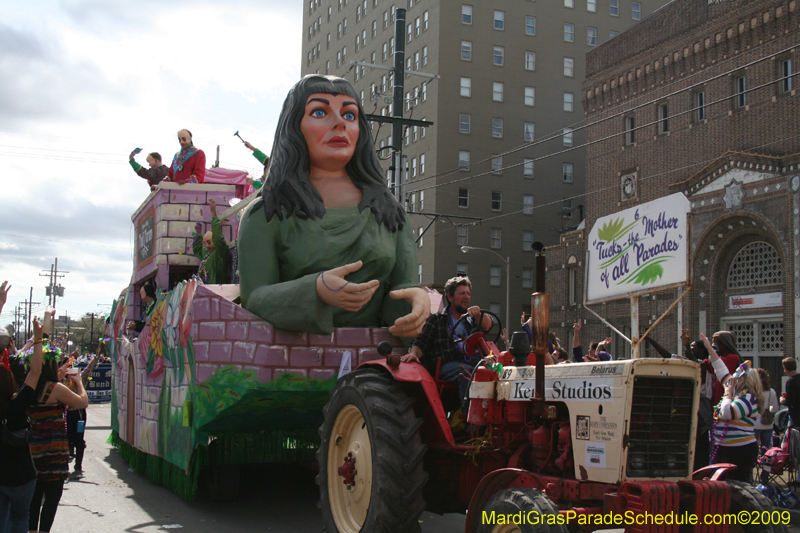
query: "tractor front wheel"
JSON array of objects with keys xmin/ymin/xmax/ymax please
[
  {"xmin": 728, "ymin": 481, "xmax": 789, "ymax": 533},
  {"xmin": 317, "ymin": 369, "xmax": 427, "ymax": 533},
  {"xmin": 477, "ymin": 487, "xmax": 568, "ymax": 533}
]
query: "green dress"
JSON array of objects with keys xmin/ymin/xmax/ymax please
[
  {"xmin": 238, "ymin": 205, "xmax": 418, "ymax": 334},
  {"xmin": 193, "ymin": 217, "xmax": 231, "ymax": 284}
]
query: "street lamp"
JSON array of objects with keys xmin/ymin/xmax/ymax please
[{"xmin": 460, "ymin": 246, "xmax": 510, "ymax": 330}]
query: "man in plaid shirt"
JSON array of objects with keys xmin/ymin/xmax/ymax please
[{"xmin": 401, "ymin": 276, "xmax": 494, "ymax": 413}]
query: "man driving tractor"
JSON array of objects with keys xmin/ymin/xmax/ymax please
[{"xmin": 401, "ymin": 276, "xmax": 494, "ymax": 417}]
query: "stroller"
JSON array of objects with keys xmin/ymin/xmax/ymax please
[{"xmin": 755, "ymin": 426, "xmax": 798, "ymax": 490}]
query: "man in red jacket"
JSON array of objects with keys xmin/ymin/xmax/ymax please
[{"xmin": 164, "ymin": 129, "xmax": 206, "ymax": 184}]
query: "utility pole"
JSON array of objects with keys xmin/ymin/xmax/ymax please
[
  {"xmin": 40, "ymin": 257, "xmax": 68, "ymax": 307},
  {"xmin": 350, "ymin": 7, "xmax": 437, "ymax": 200}
]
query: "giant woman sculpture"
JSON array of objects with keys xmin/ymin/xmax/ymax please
[{"xmin": 238, "ymin": 75, "xmax": 429, "ymax": 336}]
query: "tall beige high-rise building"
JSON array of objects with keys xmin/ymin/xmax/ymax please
[{"xmin": 301, "ymin": 0, "xmax": 670, "ymax": 326}]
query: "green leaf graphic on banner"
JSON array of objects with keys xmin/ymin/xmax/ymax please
[
  {"xmin": 621, "ymin": 258, "xmax": 671, "ymax": 286},
  {"xmin": 597, "ymin": 217, "xmax": 625, "ymax": 242}
]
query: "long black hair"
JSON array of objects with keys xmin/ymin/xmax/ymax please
[{"xmin": 249, "ymin": 75, "xmax": 405, "ymax": 232}]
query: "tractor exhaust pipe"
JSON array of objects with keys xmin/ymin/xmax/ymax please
[{"xmin": 531, "ymin": 245, "xmax": 548, "ymax": 400}]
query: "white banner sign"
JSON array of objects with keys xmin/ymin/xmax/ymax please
[
  {"xmin": 586, "ymin": 192, "xmax": 690, "ymax": 304},
  {"xmin": 729, "ymin": 292, "xmax": 782, "ymax": 310}
]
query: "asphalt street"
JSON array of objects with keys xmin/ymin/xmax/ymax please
[{"xmin": 51, "ymin": 402, "xmax": 466, "ymax": 532}]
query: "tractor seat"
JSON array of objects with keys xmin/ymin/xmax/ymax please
[{"xmin": 433, "ymin": 358, "xmax": 459, "ymax": 396}]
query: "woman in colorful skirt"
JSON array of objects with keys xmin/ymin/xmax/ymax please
[{"xmin": 26, "ymin": 342, "xmax": 88, "ymax": 533}]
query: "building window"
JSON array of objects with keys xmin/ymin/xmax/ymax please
[
  {"xmin": 522, "ymin": 231, "xmax": 533, "ymax": 251},
  {"xmin": 457, "ymin": 263, "xmax": 468, "ymax": 276},
  {"xmin": 525, "ymin": 51, "xmax": 536, "ymax": 71},
  {"xmin": 524, "ymin": 122, "xmax": 535, "ymax": 142},
  {"xmin": 423, "ymin": 11, "xmax": 429, "ymax": 31},
  {"xmin": 610, "ymin": 0, "xmax": 619, "ymax": 16},
  {"xmin": 564, "ymin": 57, "xmax": 574, "ymax": 77},
  {"xmin": 356, "ymin": 34, "xmax": 361, "ymax": 51},
  {"xmin": 494, "ymin": 10, "xmax": 504, "ymax": 30},
  {"xmin": 492, "ymin": 82, "xmax": 504, "ymax": 102},
  {"xmin": 569, "ymin": 268, "xmax": 578, "ymax": 305},
  {"xmin": 328, "ymin": 5, "xmax": 332, "ymax": 21},
  {"xmin": 563, "ymin": 128, "xmax": 573, "ymax": 146},
  {"xmin": 734, "ymin": 75, "xmax": 747, "ymax": 108},
  {"xmin": 490, "ymin": 228, "xmax": 502, "ymax": 249},
  {"xmin": 491, "ymin": 191, "xmax": 502, "ymax": 211},
  {"xmin": 422, "ymin": 46, "xmax": 428, "ymax": 66},
  {"xmin": 420, "ymin": 154, "xmax": 425, "ymax": 174},
  {"xmin": 780, "ymin": 59, "xmax": 793, "ymax": 94},
  {"xmin": 524, "ymin": 86, "xmax": 535, "ymax": 106},
  {"xmin": 523, "ymin": 158, "xmax": 534, "ymax": 178},
  {"xmin": 326, "ymin": 60, "xmax": 330, "ymax": 74},
  {"xmin": 457, "ymin": 225, "xmax": 468, "ymax": 245},
  {"xmin": 414, "ymin": 51, "xmax": 419, "ymax": 70},
  {"xmin": 492, "ymin": 154, "xmax": 502, "ymax": 173},
  {"xmin": 523, "ymin": 195, "xmax": 534, "ymax": 215},
  {"xmin": 342, "ymin": 46, "xmax": 347, "ymax": 63},
  {"xmin": 383, "ymin": 10, "xmax": 388, "ymax": 28},
  {"xmin": 460, "ymin": 77, "xmax": 471, "ymax": 97},
  {"xmin": 459, "ymin": 150, "xmax": 470, "ymax": 169},
  {"xmin": 418, "ymin": 264, "xmax": 422, "ymax": 284},
  {"xmin": 327, "ymin": 33, "xmax": 331, "ymax": 49},
  {"xmin": 563, "ymin": 162, "xmax": 574, "ymax": 183},
  {"xmin": 493, "ymin": 46, "xmax": 504, "ymax": 66},
  {"xmin": 407, "ymin": 23, "xmax": 412, "ymax": 43},
  {"xmin": 462, "ymin": 5, "xmax": 472, "ymax": 24},
  {"xmin": 417, "ymin": 227, "xmax": 423, "ymax": 247},
  {"xmin": 564, "ymin": 23, "xmax": 574, "ymax": 42},
  {"xmin": 461, "ymin": 40, "xmax": 472, "ymax": 61},
  {"xmin": 337, "ymin": 51, "xmax": 341, "ymax": 67},
  {"xmin": 337, "ymin": 23, "xmax": 342, "ymax": 39},
  {"xmin": 525, "ymin": 16, "xmax": 536, "ymax": 35},
  {"xmin": 390, "ymin": 36, "xmax": 394, "ymax": 55},
  {"xmin": 490, "ymin": 266, "xmax": 501, "ymax": 286},
  {"xmin": 419, "ymin": 190, "xmax": 424, "ymax": 209},
  {"xmin": 492, "ymin": 118, "xmax": 503, "ymax": 138},
  {"xmin": 459, "ymin": 114, "xmax": 470, "ymax": 133},
  {"xmin": 382, "ymin": 43, "xmax": 387, "ymax": 61},
  {"xmin": 562, "ymin": 199, "xmax": 573, "ymax": 218},
  {"xmin": 588, "ymin": 0, "xmax": 596, "ymax": 12},
  {"xmin": 372, "ymin": 20, "xmax": 377, "ymax": 37},
  {"xmin": 458, "ymin": 188, "xmax": 469, "ymax": 208},
  {"xmin": 658, "ymin": 102, "xmax": 669, "ymax": 134},
  {"xmin": 357, "ymin": 5, "xmax": 362, "ymax": 21},
  {"xmin": 411, "ymin": 157, "xmax": 417, "ymax": 177},
  {"xmin": 609, "ymin": 30, "xmax": 619, "ymax": 39},
  {"xmin": 625, "ymin": 115, "xmax": 635, "ymax": 145},
  {"xmin": 564, "ymin": 0, "xmax": 574, "ymax": 7},
  {"xmin": 587, "ymin": 27, "xmax": 597, "ymax": 46},
  {"xmin": 632, "ymin": 2, "xmax": 641, "ymax": 20},
  {"xmin": 694, "ymin": 90, "xmax": 706, "ymax": 121},
  {"xmin": 414, "ymin": 17, "xmax": 420, "ymax": 36},
  {"xmin": 522, "ymin": 267, "xmax": 533, "ymax": 288},
  {"xmin": 563, "ymin": 92, "xmax": 574, "ymax": 112}
]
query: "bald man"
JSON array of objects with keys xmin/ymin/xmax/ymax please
[
  {"xmin": 192, "ymin": 198, "xmax": 230, "ymax": 284},
  {"xmin": 164, "ymin": 128, "xmax": 206, "ymax": 184}
]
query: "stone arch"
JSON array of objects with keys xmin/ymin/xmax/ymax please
[{"xmin": 690, "ymin": 210, "xmax": 785, "ymax": 337}]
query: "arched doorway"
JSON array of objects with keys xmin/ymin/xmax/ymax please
[{"xmin": 720, "ymin": 241, "xmax": 785, "ymax": 393}]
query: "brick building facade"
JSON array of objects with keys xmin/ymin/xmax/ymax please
[{"xmin": 546, "ymin": 0, "xmax": 799, "ymax": 392}]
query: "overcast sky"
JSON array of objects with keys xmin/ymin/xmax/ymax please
[{"xmin": 0, "ymin": 0, "xmax": 301, "ymax": 332}]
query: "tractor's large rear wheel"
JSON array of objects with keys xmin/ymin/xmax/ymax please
[
  {"xmin": 318, "ymin": 369, "xmax": 427, "ymax": 533},
  {"xmin": 728, "ymin": 481, "xmax": 789, "ymax": 533},
  {"xmin": 477, "ymin": 488, "xmax": 568, "ymax": 533}
]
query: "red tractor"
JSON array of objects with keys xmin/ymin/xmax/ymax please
[{"xmin": 317, "ymin": 302, "xmax": 787, "ymax": 533}]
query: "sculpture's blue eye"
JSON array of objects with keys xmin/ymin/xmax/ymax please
[
  {"xmin": 343, "ymin": 111, "xmax": 356, "ymax": 121},
  {"xmin": 311, "ymin": 109, "xmax": 326, "ymax": 118}
]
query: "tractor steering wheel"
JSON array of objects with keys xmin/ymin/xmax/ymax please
[{"xmin": 451, "ymin": 309, "xmax": 503, "ymax": 348}]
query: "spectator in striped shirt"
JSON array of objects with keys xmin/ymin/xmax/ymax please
[{"xmin": 703, "ymin": 333, "xmax": 764, "ymax": 483}]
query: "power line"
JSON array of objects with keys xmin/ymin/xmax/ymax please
[
  {"xmin": 406, "ymin": 48, "xmax": 799, "ymax": 195},
  {"xmin": 0, "ymin": 233, "xmax": 129, "ymax": 250},
  {"xmin": 404, "ymin": 34, "xmax": 800, "ymax": 192}
]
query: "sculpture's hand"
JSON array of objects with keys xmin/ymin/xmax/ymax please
[
  {"xmin": 388, "ymin": 287, "xmax": 430, "ymax": 337},
  {"xmin": 316, "ymin": 261, "xmax": 379, "ymax": 312}
]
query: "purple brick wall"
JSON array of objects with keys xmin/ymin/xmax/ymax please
[{"xmin": 190, "ymin": 285, "xmax": 405, "ymax": 386}]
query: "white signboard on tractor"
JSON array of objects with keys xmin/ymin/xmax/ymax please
[{"xmin": 586, "ymin": 192, "xmax": 691, "ymax": 304}]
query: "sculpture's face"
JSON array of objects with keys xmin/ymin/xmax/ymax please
[{"xmin": 300, "ymin": 93, "xmax": 359, "ymax": 174}]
